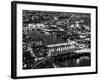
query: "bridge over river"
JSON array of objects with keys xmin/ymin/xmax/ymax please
[
  {"xmin": 31, "ymin": 41, "xmax": 90, "ymax": 69},
  {"xmin": 46, "ymin": 41, "xmax": 87, "ymax": 56}
]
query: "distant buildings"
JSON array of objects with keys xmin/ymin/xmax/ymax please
[{"xmin": 23, "ymin": 23, "xmax": 46, "ymax": 33}]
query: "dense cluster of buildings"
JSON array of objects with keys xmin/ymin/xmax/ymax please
[{"xmin": 23, "ymin": 11, "xmax": 91, "ymax": 69}]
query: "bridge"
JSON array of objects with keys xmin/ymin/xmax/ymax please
[
  {"xmin": 46, "ymin": 41, "xmax": 85, "ymax": 56},
  {"xmin": 31, "ymin": 41, "xmax": 90, "ymax": 69}
]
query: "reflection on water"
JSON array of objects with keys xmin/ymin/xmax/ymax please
[
  {"xmin": 54, "ymin": 56, "xmax": 90, "ymax": 67},
  {"xmin": 35, "ymin": 52, "xmax": 91, "ymax": 69}
]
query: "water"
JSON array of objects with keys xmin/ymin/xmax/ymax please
[
  {"xmin": 54, "ymin": 56, "xmax": 90, "ymax": 67},
  {"xmin": 34, "ymin": 52, "xmax": 91, "ymax": 69}
]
